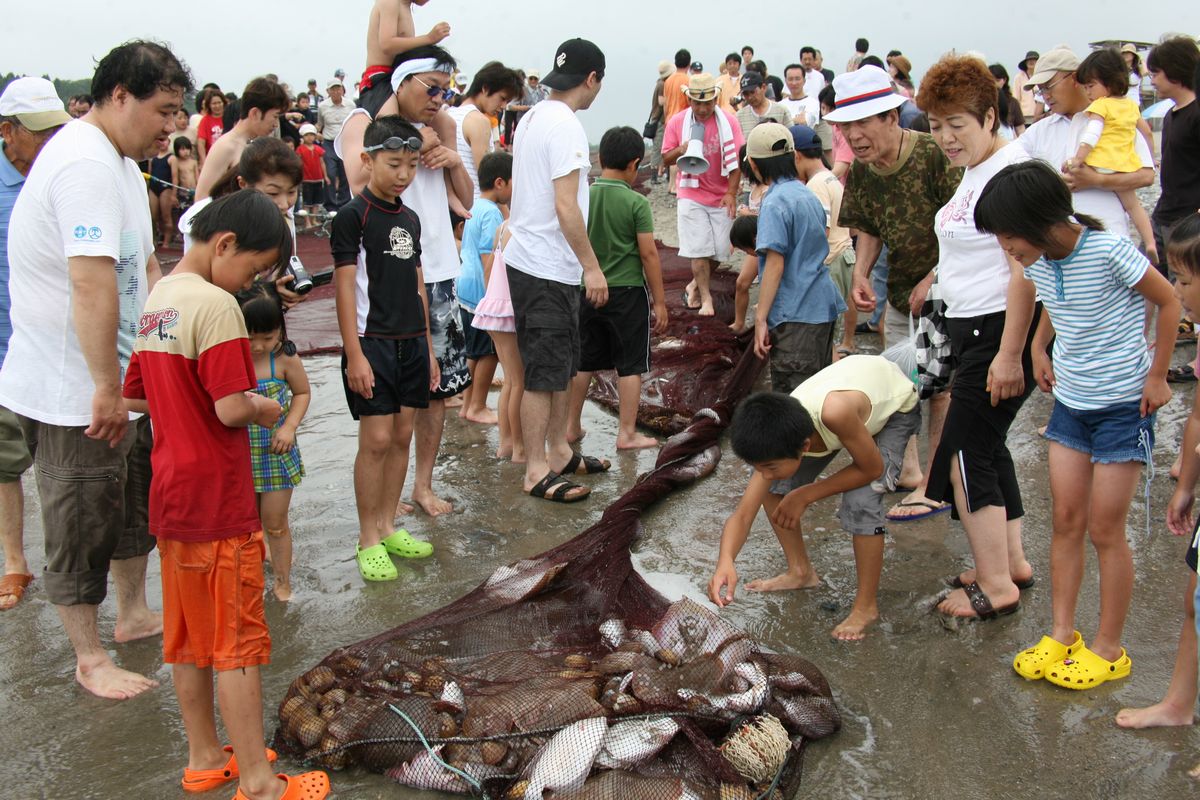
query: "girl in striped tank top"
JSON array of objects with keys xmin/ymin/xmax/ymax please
[{"xmin": 975, "ymin": 160, "xmax": 1180, "ymax": 691}]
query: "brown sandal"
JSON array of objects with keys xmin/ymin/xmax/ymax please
[{"xmin": 0, "ymin": 573, "xmax": 33, "ymax": 610}]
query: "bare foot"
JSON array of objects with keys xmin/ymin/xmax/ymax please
[
  {"xmin": 729, "ymin": 322, "xmax": 746, "ymax": 334},
  {"xmin": 496, "ymin": 444, "xmax": 513, "ymax": 459},
  {"xmin": 683, "ymin": 281, "xmax": 700, "ymax": 309},
  {"xmin": 113, "ymin": 610, "xmax": 163, "ymax": 643},
  {"xmin": 413, "ymin": 489, "xmax": 452, "ymax": 517},
  {"xmin": 511, "ymin": 449, "xmax": 527, "ymax": 465},
  {"xmin": 832, "ymin": 608, "xmax": 878, "ymax": 641},
  {"xmin": 395, "ymin": 499, "xmax": 414, "ymax": 516},
  {"xmin": 1115, "ymin": 703, "xmax": 1196, "ymax": 729},
  {"xmin": 896, "ymin": 473, "xmax": 923, "ymax": 492},
  {"xmin": 746, "ymin": 571, "xmax": 821, "ymax": 592},
  {"xmin": 1190, "ymin": 761, "xmax": 1200, "ymax": 779},
  {"xmin": 617, "ymin": 433, "xmax": 659, "ymax": 450},
  {"xmin": 937, "ymin": 585, "xmax": 1019, "ymax": 618},
  {"xmin": 462, "ymin": 407, "xmax": 499, "ymax": 425},
  {"xmin": 955, "ymin": 563, "xmax": 1033, "ymax": 588},
  {"xmin": 1037, "ymin": 424, "xmax": 1048, "ymax": 437},
  {"xmin": 567, "ymin": 429, "xmax": 587, "ymax": 444},
  {"xmin": 697, "ymin": 302, "xmax": 715, "ymax": 317},
  {"xmin": 444, "ymin": 396, "xmax": 464, "ymax": 409},
  {"xmin": 886, "ymin": 496, "xmax": 949, "ymax": 520},
  {"xmin": 1171, "ymin": 453, "xmax": 1183, "ymax": 480},
  {"xmin": 76, "ymin": 659, "xmax": 158, "ymax": 700},
  {"xmin": 272, "ymin": 582, "xmax": 293, "ymax": 602}
]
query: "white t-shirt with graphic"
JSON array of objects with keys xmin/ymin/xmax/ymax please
[
  {"xmin": 780, "ymin": 96, "xmax": 821, "ymax": 127},
  {"xmin": 0, "ymin": 120, "xmax": 151, "ymax": 425}
]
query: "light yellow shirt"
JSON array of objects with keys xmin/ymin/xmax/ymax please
[
  {"xmin": 793, "ymin": 355, "xmax": 919, "ymax": 457},
  {"xmin": 1084, "ymin": 97, "xmax": 1142, "ymax": 173}
]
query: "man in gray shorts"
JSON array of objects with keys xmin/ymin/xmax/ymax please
[
  {"xmin": 0, "ymin": 41, "xmax": 193, "ymax": 699},
  {"xmin": 707, "ymin": 355, "xmax": 921, "ymax": 641}
]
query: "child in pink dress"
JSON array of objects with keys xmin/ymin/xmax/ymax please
[{"xmin": 471, "ymin": 224, "xmax": 524, "ymax": 462}]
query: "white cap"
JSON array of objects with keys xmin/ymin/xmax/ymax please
[
  {"xmin": 298, "ymin": 123, "xmax": 318, "ymax": 137},
  {"xmin": 0, "ymin": 76, "xmax": 72, "ymax": 131}
]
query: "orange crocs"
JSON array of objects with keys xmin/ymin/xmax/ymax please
[
  {"xmin": 233, "ymin": 772, "xmax": 330, "ymax": 800},
  {"xmin": 181, "ymin": 746, "xmax": 278, "ymax": 793}
]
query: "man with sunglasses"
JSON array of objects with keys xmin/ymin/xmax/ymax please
[
  {"xmin": 1018, "ymin": 46, "xmax": 1156, "ymax": 239},
  {"xmin": 505, "ymin": 38, "xmax": 612, "ymax": 503}
]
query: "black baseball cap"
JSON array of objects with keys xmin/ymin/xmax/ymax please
[
  {"xmin": 740, "ymin": 72, "xmax": 765, "ymax": 91},
  {"xmin": 541, "ymin": 38, "xmax": 606, "ymax": 90}
]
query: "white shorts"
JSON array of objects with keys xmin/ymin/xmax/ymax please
[{"xmin": 677, "ymin": 199, "xmax": 733, "ymax": 261}]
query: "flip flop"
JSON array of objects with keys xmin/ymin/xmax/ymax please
[
  {"xmin": 1044, "ymin": 644, "xmax": 1131, "ymax": 690},
  {"xmin": 1013, "ymin": 631, "xmax": 1083, "ymax": 681},
  {"xmin": 946, "ymin": 573, "xmax": 1035, "ymax": 591},
  {"xmin": 1168, "ymin": 364, "xmax": 1196, "ymax": 383},
  {"xmin": 382, "ymin": 529, "xmax": 433, "ymax": 559},
  {"xmin": 562, "ymin": 451, "xmax": 610, "ymax": 475},
  {"xmin": 885, "ymin": 499, "xmax": 951, "ymax": 522},
  {"xmin": 181, "ymin": 746, "xmax": 278, "ymax": 793},
  {"xmin": 947, "ymin": 580, "xmax": 1020, "ymax": 621},
  {"xmin": 356, "ymin": 543, "xmax": 398, "ymax": 581},
  {"xmin": 527, "ymin": 471, "xmax": 590, "ymax": 503},
  {"xmin": 234, "ymin": 772, "xmax": 330, "ymax": 800},
  {"xmin": 0, "ymin": 573, "xmax": 33, "ymax": 610}
]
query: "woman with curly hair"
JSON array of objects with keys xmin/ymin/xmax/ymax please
[{"xmin": 915, "ymin": 54, "xmax": 1040, "ymax": 620}]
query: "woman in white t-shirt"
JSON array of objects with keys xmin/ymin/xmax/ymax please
[{"xmin": 915, "ymin": 55, "xmax": 1041, "ymax": 622}]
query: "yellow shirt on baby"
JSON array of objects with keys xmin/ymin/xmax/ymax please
[
  {"xmin": 1083, "ymin": 96, "xmax": 1143, "ymax": 173},
  {"xmin": 793, "ymin": 355, "xmax": 919, "ymax": 457}
]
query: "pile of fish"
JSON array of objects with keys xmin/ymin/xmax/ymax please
[{"xmin": 275, "ymin": 598, "xmax": 839, "ymax": 799}]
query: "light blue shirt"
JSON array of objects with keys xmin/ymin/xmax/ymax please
[
  {"xmin": 0, "ymin": 144, "xmax": 25, "ymax": 364},
  {"xmin": 756, "ymin": 178, "xmax": 845, "ymax": 328},
  {"xmin": 457, "ymin": 197, "xmax": 503, "ymax": 310}
]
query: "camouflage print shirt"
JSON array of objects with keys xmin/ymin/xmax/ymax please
[{"xmin": 839, "ymin": 131, "xmax": 963, "ymax": 312}]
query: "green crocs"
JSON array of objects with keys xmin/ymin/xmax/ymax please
[
  {"xmin": 382, "ymin": 529, "xmax": 433, "ymax": 559},
  {"xmin": 356, "ymin": 543, "xmax": 398, "ymax": 581}
]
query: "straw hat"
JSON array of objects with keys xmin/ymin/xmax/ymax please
[
  {"xmin": 658, "ymin": 60, "xmax": 673, "ymax": 79},
  {"xmin": 682, "ymin": 73, "xmax": 721, "ymax": 101}
]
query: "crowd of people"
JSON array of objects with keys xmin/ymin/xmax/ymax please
[{"xmin": 1, "ymin": 0, "xmax": 1200, "ymax": 795}]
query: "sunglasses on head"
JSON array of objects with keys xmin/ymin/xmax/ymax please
[
  {"xmin": 364, "ymin": 136, "xmax": 423, "ymax": 153},
  {"xmin": 412, "ymin": 75, "xmax": 456, "ymax": 102}
]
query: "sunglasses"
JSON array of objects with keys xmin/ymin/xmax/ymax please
[
  {"xmin": 412, "ymin": 75, "xmax": 456, "ymax": 102},
  {"xmin": 364, "ymin": 136, "xmax": 423, "ymax": 153}
]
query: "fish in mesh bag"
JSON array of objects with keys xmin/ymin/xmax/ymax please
[{"xmin": 274, "ymin": 346, "xmax": 841, "ymax": 798}]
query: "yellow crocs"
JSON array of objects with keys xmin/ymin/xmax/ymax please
[
  {"xmin": 1045, "ymin": 644, "xmax": 1131, "ymax": 690},
  {"xmin": 1013, "ymin": 631, "xmax": 1083, "ymax": 680}
]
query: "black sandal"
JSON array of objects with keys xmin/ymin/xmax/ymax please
[
  {"xmin": 527, "ymin": 471, "xmax": 590, "ymax": 503},
  {"xmin": 562, "ymin": 452, "xmax": 610, "ymax": 475},
  {"xmin": 957, "ymin": 581, "xmax": 1020, "ymax": 621},
  {"xmin": 1168, "ymin": 364, "xmax": 1196, "ymax": 383}
]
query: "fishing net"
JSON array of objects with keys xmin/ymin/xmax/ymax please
[{"xmin": 274, "ymin": 337, "xmax": 842, "ymax": 798}]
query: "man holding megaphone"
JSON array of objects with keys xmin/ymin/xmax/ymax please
[{"xmin": 662, "ymin": 73, "xmax": 744, "ymax": 316}]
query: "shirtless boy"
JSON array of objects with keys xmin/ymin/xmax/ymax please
[
  {"xmin": 195, "ymin": 77, "xmax": 290, "ymax": 200},
  {"xmin": 708, "ymin": 355, "xmax": 920, "ymax": 640}
]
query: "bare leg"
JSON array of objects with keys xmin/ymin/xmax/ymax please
[
  {"xmin": 259, "ymin": 490, "xmax": 294, "ymax": 602},
  {"xmin": 694, "ymin": 258, "xmax": 716, "ymax": 317},
  {"xmin": 463, "ymin": 356, "xmax": 498, "ymax": 424},
  {"xmin": 174, "ymin": 663, "xmax": 227, "ymax": 772},
  {"xmin": 354, "ymin": 415, "xmax": 395, "ymax": 549},
  {"xmin": 745, "ymin": 492, "xmax": 821, "ymax": 591},
  {"xmin": 566, "ymin": 371, "xmax": 591, "ymax": 445},
  {"xmin": 1119, "ymin": 188, "xmax": 1159, "ymax": 263},
  {"xmin": 413, "ymin": 400, "xmax": 452, "ymax": 516},
  {"xmin": 217, "ymin": 665, "xmax": 287, "ymax": 800},
  {"xmin": 1085, "ymin": 461, "xmax": 1142, "ymax": 662},
  {"xmin": 383, "ymin": 409, "xmax": 416, "ymax": 528},
  {"xmin": 521, "ymin": 389, "xmax": 586, "ymax": 499},
  {"xmin": 616, "ymin": 374, "xmax": 656, "ymax": 449},
  {"xmin": 729, "ymin": 255, "xmax": 756, "ymax": 333},
  {"xmin": 833, "ymin": 534, "xmax": 883, "ymax": 640},
  {"xmin": 158, "ymin": 191, "xmax": 175, "ymax": 248},
  {"xmin": 111, "ymin": 555, "xmax": 162, "ymax": 643},
  {"xmin": 1046, "ymin": 443, "xmax": 1093, "ymax": 648},
  {"xmin": 839, "ymin": 303, "xmax": 858, "ymax": 353},
  {"xmin": 888, "ymin": 391, "xmax": 950, "ymax": 518},
  {"xmin": 0, "ymin": 480, "xmax": 29, "ymax": 610},
  {"xmin": 956, "ymin": 515, "xmax": 1034, "ymax": 586},
  {"xmin": 58, "ymin": 603, "xmax": 158, "ymax": 699},
  {"xmin": 492, "ymin": 332, "xmax": 525, "ymax": 462},
  {"xmin": 1117, "ymin": 572, "xmax": 1198, "ymax": 728}
]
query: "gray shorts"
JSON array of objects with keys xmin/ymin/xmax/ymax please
[
  {"xmin": 770, "ymin": 406, "xmax": 922, "ymax": 535},
  {"xmin": 19, "ymin": 415, "xmax": 154, "ymax": 606},
  {"xmin": 884, "ymin": 302, "xmax": 913, "ymax": 351},
  {"xmin": 0, "ymin": 405, "xmax": 32, "ymax": 482},
  {"xmin": 769, "ymin": 321, "xmax": 835, "ymax": 394}
]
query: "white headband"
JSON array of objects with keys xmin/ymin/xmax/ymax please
[{"xmin": 390, "ymin": 58, "xmax": 454, "ymax": 93}]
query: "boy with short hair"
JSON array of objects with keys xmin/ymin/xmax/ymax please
[
  {"xmin": 332, "ymin": 116, "xmax": 438, "ymax": 582},
  {"xmin": 196, "ymin": 77, "xmax": 291, "ymax": 200},
  {"xmin": 708, "ymin": 355, "xmax": 921, "ymax": 641},
  {"xmin": 566, "ymin": 126, "xmax": 668, "ymax": 450},
  {"xmin": 456, "ymin": 151, "xmax": 512, "ymax": 425},
  {"xmin": 296, "ymin": 124, "xmax": 329, "ymax": 227},
  {"xmin": 122, "ymin": 189, "xmax": 329, "ymax": 799}
]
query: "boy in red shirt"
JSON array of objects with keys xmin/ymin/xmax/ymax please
[
  {"xmin": 297, "ymin": 124, "xmax": 329, "ymax": 228},
  {"xmin": 123, "ymin": 189, "xmax": 330, "ymax": 800}
]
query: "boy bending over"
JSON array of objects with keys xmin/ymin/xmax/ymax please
[
  {"xmin": 123, "ymin": 190, "xmax": 329, "ymax": 799},
  {"xmin": 708, "ymin": 355, "xmax": 920, "ymax": 640}
]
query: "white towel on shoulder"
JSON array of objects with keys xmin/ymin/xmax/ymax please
[{"xmin": 678, "ymin": 108, "xmax": 738, "ymax": 189}]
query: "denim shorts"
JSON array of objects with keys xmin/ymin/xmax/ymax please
[{"xmin": 1043, "ymin": 399, "xmax": 1154, "ymax": 464}]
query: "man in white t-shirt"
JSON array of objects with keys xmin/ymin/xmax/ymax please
[
  {"xmin": 0, "ymin": 40, "xmax": 192, "ymax": 701},
  {"xmin": 1018, "ymin": 47, "xmax": 1155, "ymax": 238},
  {"xmin": 336, "ymin": 46, "xmax": 475, "ymax": 518},
  {"xmin": 781, "ymin": 64, "xmax": 821, "ymax": 128},
  {"xmin": 800, "ymin": 47, "xmax": 827, "ymax": 98},
  {"xmin": 506, "ymin": 38, "xmax": 611, "ymax": 503}
]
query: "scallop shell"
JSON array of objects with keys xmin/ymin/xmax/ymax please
[
  {"xmin": 318, "ymin": 734, "xmax": 347, "ymax": 770},
  {"xmin": 404, "ymin": 670, "xmax": 424, "ymax": 686},
  {"xmin": 297, "ymin": 713, "xmax": 328, "ymax": 748},
  {"xmin": 506, "ymin": 780, "xmax": 529, "ymax": 800},
  {"xmin": 305, "ymin": 666, "xmax": 336, "ymax": 693},
  {"xmin": 279, "ymin": 695, "xmax": 308, "ymax": 726},
  {"xmin": 321, "ymin": 688, "xmax": 348, "ymax": 708},
  {"xmin": 423, "ymin": 674, "xmax": 446, "ymax": 694},
  {"xmin": 480, "ymin": 741, "xmax": 507, "ymax": 765},
  {"xmin": 655, "ymin": 649, "xmax": 681, "ymax": 667},
  {"xmin": 438, "ymin": 712, "xmax": 458, "ymax": 738},
  {"xmin": 563, "ymin": 654, "xmax": 591, "ymax": 669}
]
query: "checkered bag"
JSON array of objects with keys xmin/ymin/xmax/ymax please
[{"xmin": 914, "ymin": 274, "xmax": 954, "ymax": 399}]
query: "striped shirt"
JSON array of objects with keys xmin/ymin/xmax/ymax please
[{"xmin": 1023, "ymin": 229, "xmax": 1150, "ymax": 410}]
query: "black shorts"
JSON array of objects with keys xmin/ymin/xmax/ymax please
[
  {"xmin": 357, "ymin": 73, "xmax": 393, "ymax": 120},
  {"xmin": 302, "ymin": 181, "xmax": 325, "ymax": 206},
  {"xmin": 341, "ymin": 335, "xmax": 430, "ymax": 419},
  {"xmin": 459, "ymin": 307, "xmax": 496, "ymax": 361},
  {"xmin": 506, "ymin": 263, "xmax": 580, "ymax": 393},
  {"xmin": 926, "ymin": 305, "xmax": 1041, "ymax": 520},
  {"xmin": 578, "ymin": 285, "xmax": 651, "ymax": 376}
]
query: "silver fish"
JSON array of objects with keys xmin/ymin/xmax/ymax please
[
  {"xmin": 599, "ymin": 618, "xmax": 627, "ymax": 649},
  {"xmin": 678, "ymin": 661, "xmax": 768, "ymax": 715},
  {"xmin": 595, "ymin": 717, "xmax": 680, "ymax": 769},
  {"xmin": 483, "ymin": 558, "xmax": 565, "ymax": 603},
  {"xmin": 386, "ymin": 748, "xmax": 506, "ymax": 793},
  {"xmin": 524, "ymin": 716, "xmax": 608, "ymax": 800},
  {"xmin": 440, "ymin": 680, "xmax": 464, "ymax": 712}
]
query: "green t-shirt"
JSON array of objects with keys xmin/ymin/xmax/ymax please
[
  {"xmin": 586, "ymin": 177, "xmax": 654, "ymax": 287},
  {"xmin": 839, "ymin": 131, "xmax": 963, "ymax": 311}
]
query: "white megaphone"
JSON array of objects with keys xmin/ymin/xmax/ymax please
[{"xmin": 677, "ymin": 123, "xmax": 709, "ymax": 175}]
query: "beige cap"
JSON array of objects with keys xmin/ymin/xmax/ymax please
[
  {"xmin": 746, "ymin": 122, "xmax": 794, "ymax": 159},
  {"xmin": 0, "ymin": 77, "xmax": 71, "ymax": 131},
  {"xmin": 1025, "ymin": 47, "xmax": 1081, "ymax": 88}
]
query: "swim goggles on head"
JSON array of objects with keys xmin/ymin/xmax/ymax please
[{"xmin": 364, "ymin": 136, "xmax": 423, "ymax": 153}]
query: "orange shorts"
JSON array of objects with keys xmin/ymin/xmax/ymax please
[{"xmin": 159, "ymin": 531, "xmax": 271, "ymax": 670}]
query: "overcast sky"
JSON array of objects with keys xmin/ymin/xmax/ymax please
[{"xmin": 3, "ymin": 1, "xmax": 1196, "ymax": 140}]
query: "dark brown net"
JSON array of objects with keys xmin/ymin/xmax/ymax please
[{"xmin": 274, "ymin": 318, "xmax": 842, "ymax": 798}]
